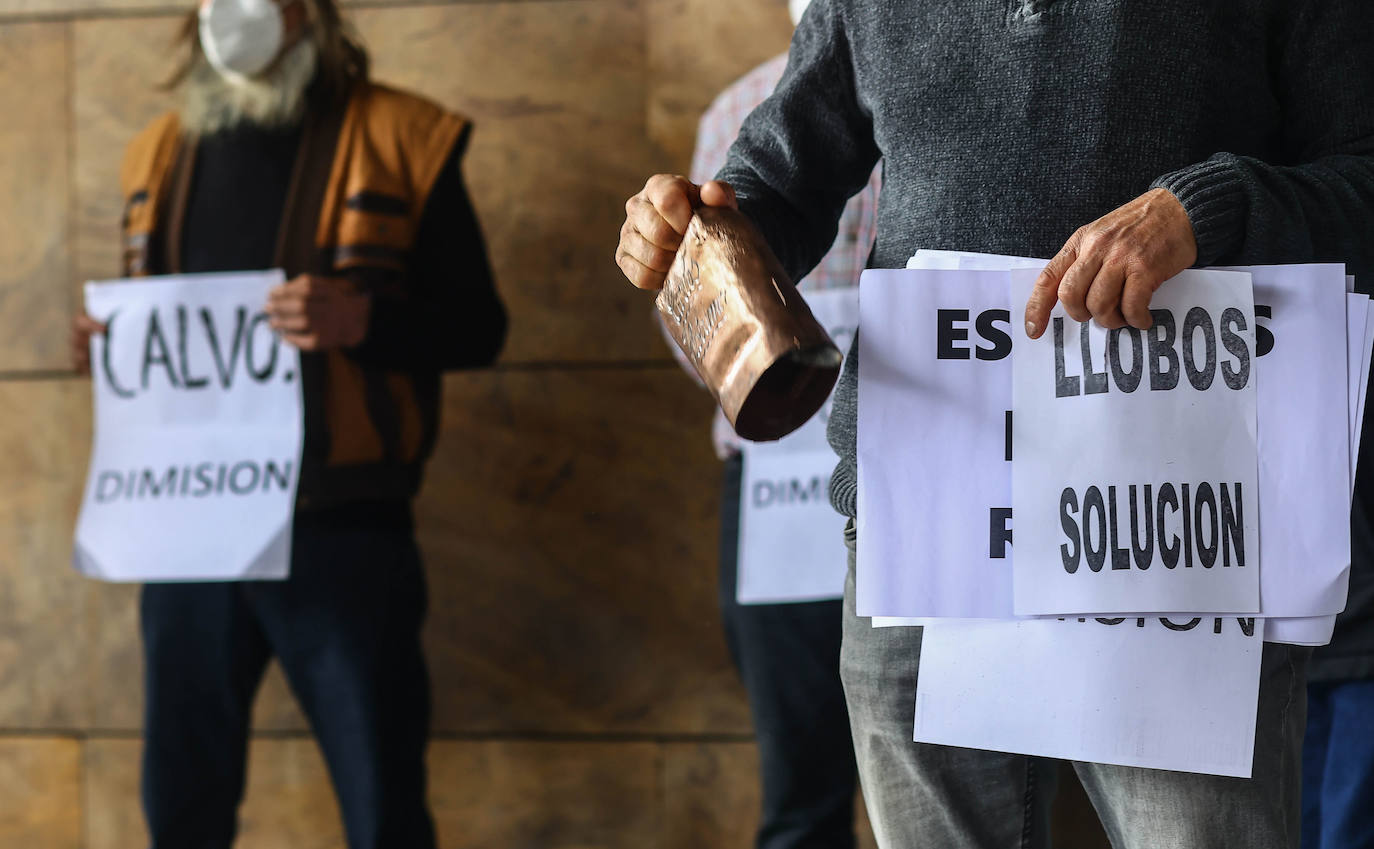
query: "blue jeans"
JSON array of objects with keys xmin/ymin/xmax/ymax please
[
  {"xmin": 1303, "ymin": 680, "xmax": 1374, "ymax": 849},
  {"xmin": 720, "ymin": 456, "xmax": 859, "ymax": 849},
  {"xmin": 139, "ymin": 502, "xmax": 435, "ymax": 849}
]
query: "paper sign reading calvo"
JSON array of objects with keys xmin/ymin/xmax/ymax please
[
  {"xmin": 74, "ymin": 271, "xmax": 303, "ymax": 582},
  {"xmin": 1010, "ymin": 269, "xmax": 1261, "ymax": 616},
  {"xmin": 737, "ymin": 287, "xmax": 856, "ymax": 604}
]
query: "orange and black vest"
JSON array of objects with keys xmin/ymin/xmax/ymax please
[{"xmin": 119, "ymin": 83, "xmax": 470, "ymax": 506}]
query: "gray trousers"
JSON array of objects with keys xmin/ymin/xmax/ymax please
[{"xmin": 840, "ymin": 523, "xmax": 1311, "ymax": 849}]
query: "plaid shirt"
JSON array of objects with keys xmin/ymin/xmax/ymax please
[{"xmin": 670, "ymin": 54, "xmax": 882, "ymax": 458}]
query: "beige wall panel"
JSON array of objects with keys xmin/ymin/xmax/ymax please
[
  {"xmin": 80, "ymin": 740, "xmax": 141, "ymax": 849},
  {"xmin": 0, "ymin": 381, "xmax": 94, "ymax": 728},
  {"xmin": 72, "ymin": 16, "xmax": 182, "ymax": 292},
  {"xmin": 358, "ymin": 1, "xmax": 673, "ymax": 364},
  {"xmin": 663, "ymin": 742, "xmax": 877, "ymax": 849},
  {"xmin": 0, "ymin": 0, "xmax": 157, "ymax": 15},
  {"xmin": 416, "ymin": 368, "xmax": 749, "ymax": 734},
  {"xmin": 88, "ymin": 738, "xmax": 663, "ymax": 848},
  {"xmin": 250, "ymin": 664, "xmax": 310, "ymax": 730},
  {"xmin": 71, "ymin": 3, "xmax": 684, "ymax": 364},
  {"xmin": 0, "ymin": 0, "xmax": 525, "ymax": 19},
  {"xmin": 84, "ymin": 367, "xmax": 743, "ymax": 735},
  {"xmin": 429, "ymin": 741, "xmax": 660, "ymax": 847},
  {"xmin": 662, "ymin": 742, "xmax": 757, "ymax": 848},
  {"xmin": 0, "ymin": 25, "xmax": 73, "ymax": 371},
  {"xmin": 0, "ymin": 738, "xmax": 81, "ymax": 849},
  {"xmin": 647, "ymin": 0, "xmax": 793, "ymax": 170},
  {"xmin": 86, "ymin": 737, "xmax": 346, "ymax": 849}
]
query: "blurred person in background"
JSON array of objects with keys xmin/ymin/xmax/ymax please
[
  {"xmin": 661, "ymin": 0, "xmax": 880, "ymax": 845},
  {"xmin": 70, "ymin": 0, "xmax": 506, "ymax": 846},
  {"xmin": 617, "ymin": 1, "xmax": 1374, "ymax": 846}
]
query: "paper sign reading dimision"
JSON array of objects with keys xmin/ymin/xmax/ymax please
[
  {"xmin": 74, "ymin": 271, "xmax": 304, "ymax": 583},
  {"xmin": 736, "ymin": 288, "xmax": 856, "ymax": 604},
  {"xmin": 914, "ymin": 616, "xmax": 1264, "ymax": 777}
]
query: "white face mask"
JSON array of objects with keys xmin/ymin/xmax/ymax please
[
  {"xmin": 199, "ymin": 0, "xmax": 291, "ymax": 83},
  {"xmin": 789, "ymin": 0, "xmax": 812, "ymax": 26}
]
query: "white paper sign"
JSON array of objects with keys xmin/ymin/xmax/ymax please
[
  {"xmin": 1229, "ymin": 266, "xmax": 1352, "ymax": 617},
  {"xmin": 1273, "ymin": 294, "xmax": 1374, "ymax": 646},
  {"xmin": 74, "ymin": 271, "xmax": 303, "ymax": 582},
  {"xmin": 865, "ymin": 255, "xmax": 1360, "ymax": 636},
  {"xmin": 737, "ymin": 288, "xmax": 856, "ymax": 604},
  {"xmin": 914, "ymin": 616, "xmax": 1264, "ymax": 777},
  {"xmin": 1011, "ymin": 269, "xmax": 1261, "ymax": 616},
  {"xmin": 856, "ymin": 270, "xmax": 1015, "ymax": 618}
]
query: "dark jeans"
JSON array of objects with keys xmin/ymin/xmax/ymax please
[
  {"xmin": 1303, "ymin": 680, "xmax": 1374, "ymax": 849},
  {"xmin": 720, "ymin": 456, "xmax": 859, "ymax": 849},
  {"xmin": 139, "ymin": 502, "xmax": 435, "ymax": 849}
]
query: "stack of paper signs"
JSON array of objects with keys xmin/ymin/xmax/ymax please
[{"xmin": 855, "ymin": 251, "xmax": 1373, "ymax": 778}]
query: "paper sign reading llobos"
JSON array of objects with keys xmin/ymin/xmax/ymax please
[
  {"xmin": 74, "ymin": 271, "xmax": 304, "ymax": 582},
  {"xmin": 737, "ymin": 287, "xmax": 856, "ymax": 604},
  {"xmin": 1011, "ymin": 268, "xmax": 1261, "ymax": 615},
  {"xmin": 862, "ymin": 257, "xmax": 1364, "ymax": 633}
]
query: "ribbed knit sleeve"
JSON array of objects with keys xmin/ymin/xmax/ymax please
[
  {"xmin": 716, "ymin": 0, "xmax": 881, "ymax": 285},
  {"xmin": 1150, "ymin": 157, "xmax": 1250, "ymax": 268},
  {"xmin": 1153, "ymin": 0, "xmax": 1374, "ymax": 274}
]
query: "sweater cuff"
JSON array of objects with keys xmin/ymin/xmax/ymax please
[{"xmin": 1151, "ymin": 156, "xmax": 1248, "ymax": 267}]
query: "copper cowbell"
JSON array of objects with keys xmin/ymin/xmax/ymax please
[{"xmin": 656, "ymin": 207, "xmax": 843, "ymax": 442}]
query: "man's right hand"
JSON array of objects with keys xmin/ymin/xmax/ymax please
[
  {"xmin": 71, "ymin": 313, "xmax": 106, "ymax": 375},
  {"xmin": 615, "ymin": 174, "xmax": 737, "ymax": 290}
]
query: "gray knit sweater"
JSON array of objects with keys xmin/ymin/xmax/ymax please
[{"xmin": 717, "ymin": 0, "xmax": 1374, "ymax": 675}]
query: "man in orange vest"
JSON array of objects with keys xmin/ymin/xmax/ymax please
[{"xmin": 71, "ymin": 2, "xmax": 506, "ymax": 846}]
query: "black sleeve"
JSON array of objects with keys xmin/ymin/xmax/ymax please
[
  {"xmin": 1151, "ymin": 0, "xmax": 1374, "ymax": 276},
  {"xmin": 349, "ymin": 130, "xmax": 507, "ymax": 371},
  {"xmin": 716, "ymin": 0, "xmax": 881, "ymax": 284}
]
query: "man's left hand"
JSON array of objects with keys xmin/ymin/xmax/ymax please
[
  {"xmin": 1024, "ymin": 188, "xmax": 1198, "ymax": 339},
  {"xmin": 266, "ymin": 275, "xmax": 371, "ymax": 351}
]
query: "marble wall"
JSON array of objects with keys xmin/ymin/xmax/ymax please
[{"xmin": 0, "ymin": 1, "xmax": 1106, "ymax": 844}]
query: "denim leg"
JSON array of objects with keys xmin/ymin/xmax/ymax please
[
  {"xmin": 840, "ymin": 523, "xmax": 1055, "ymax": 849},
  {"xmin": 140, "ymin": 582, "xmax": 272, "ymax": 849},
  {"xmin": 1314, "ymin": 680, "xmax": 1374, "ymax": 849},
  {"xmin": 719, "ymin": 457, "xmax": 858, "ymax": 849},
  {"xmin": 246, "ymin": 514, "xmax": 435, "ymax": 849},
  {"xmin": 1076, "ymin": 642, "xmax": 1310, "ymax": 849},
  {"xmin": 1302, "ymin": 682, "xmax": 1333, "ymax": 849}
]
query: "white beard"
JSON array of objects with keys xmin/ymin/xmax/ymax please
[{"xmin": 180, "ymin": 37, "xmax": 319, "ymax": 136}]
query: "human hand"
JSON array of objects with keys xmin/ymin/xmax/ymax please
[
  {"xmin": 266, "ymin": 274, "xmax": 371, "ymax": 351},
  {"xmin": 615, "ymin": 174, "xmax": 738, "ymax": 290},
  {"xmin": 71, "ymin": 313, "xmax": 106, "ymax": 375},
  {"xmin": 1024, "ymin": 188, "xmax": 1198, "ymax": 338}
]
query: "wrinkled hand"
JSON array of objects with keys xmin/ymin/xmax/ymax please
[
  {"xmin": 266, "ymin": 275, "xmax": 371, "ymax": 351},
  {"xmin": 616, "ymin": 174, "xmax": 738, "ymax": 290},
  {"xmin": 1024, "ymin": 188, "xmax": 1198, "ymax": 339},
  {"xmin": 71, "ymin": 313, "xmax": 106, "ymax": 375}
]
